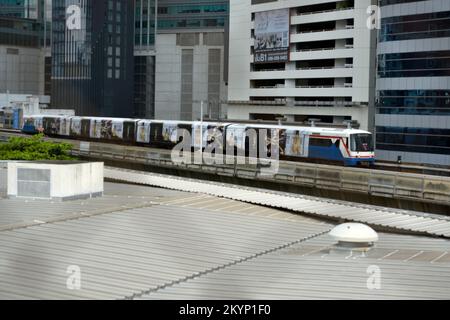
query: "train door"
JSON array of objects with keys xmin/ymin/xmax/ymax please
[
  {"xmin": 123, "ymin": 121, "xmax": 137, "ymax": 143},
  {"xmin": 111, "ymin": 120, "xmax": 124, "ymax": 141},
  {"xmin": 70, "ymin": 117, "xmax": 82, "ymax": 137},
  {"xmin": 136, "ymin": 120, "xmax": 151, "ymax": 144},
  {"xmin": 43, "ymin": 117, "xmax": 60, "ymax": 136},
  {"xmin": 90, "ymin": 119, "xmax": 102, "ymax": 139},
  {"xmin": 59, "ymin": 117, "xmax": 70, "ymax": 136},
  {"xmin": 80, "ymin": 119, "xmax": 91, "ymax": 138},
  {"xmin": 150, "ymin": 122, "xmax": 163, "ymax": 146}
]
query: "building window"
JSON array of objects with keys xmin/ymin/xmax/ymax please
[
  {"xmin": 376, "ymin": 127, "xmax": 450, "ymax": 155},
  {"xmin": 377, "ymin": 90, "xmax": 450, "ymax": 115},
  {"xmin": 380, "ymin": 11, "xmax": 450, "ymax": 42},
  {"xmin": 378, "ymin": 50, "xmax": 450, "ymax": 78}
]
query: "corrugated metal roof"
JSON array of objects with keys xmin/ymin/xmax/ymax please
[
  {"xmin": 0, "ymin": 181, "xmax": 192, "ymax": 230},
  {"xmin": 2, "ymin": 166, "xmax": 450, "ymax": 299},
  {"xmin": 105, "ymin": 167, "xmax": 450, "ymax": 238},
  {"xmin": 0, "ymin": 181, "xmax": 331, "ymax": 299},
  {"xmin": 140, "ymin": 233, "xmax": 450, "ymax": 300}
]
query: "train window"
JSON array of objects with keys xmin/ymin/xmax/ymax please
[
  {"xmin": 350, "ymin": 134, "xmax": 374, "ymax": 152},
  {"xmin": 309, "ymin": 138, "xmax": 332, "ymax": 147},
  {"xmin": 334, "ymin": 139, "xmax": 340, "ymax": 148}
]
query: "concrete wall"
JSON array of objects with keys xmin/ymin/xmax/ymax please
[
  {"xmin": 7, "ymin": 162, "xmax": 104, "ymax": 200},
  {"xmin": 155, "ymin": 32, "xmax": 228, "ymax": 120},
  {"xmin": 0, "ymin": 45, "xmax": 45, "ymax": 95}
]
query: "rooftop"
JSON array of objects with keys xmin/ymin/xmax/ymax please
[{"xmin": 0, "ymin": 165, "xmax": 449, "ymax": 299}]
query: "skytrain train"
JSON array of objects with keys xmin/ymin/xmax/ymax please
[{"xmin": 21, "ymin": 115, "xmax": 375, "ymax": 166}]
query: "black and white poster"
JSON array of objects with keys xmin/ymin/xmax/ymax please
[{"xmin": 254, "ymin": 8, "xmax": 290, "ymax": 64}]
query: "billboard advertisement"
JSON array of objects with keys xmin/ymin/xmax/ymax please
[{"xmin": 254, "ymin": 8, "xmax": 290, "ymax": 64}]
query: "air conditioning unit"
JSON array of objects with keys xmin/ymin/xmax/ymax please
[{"xmin": 344, "ymin": 83, "xmax": 353, "ymax": 87}]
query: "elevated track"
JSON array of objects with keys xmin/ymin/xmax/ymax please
[{"xmin": 1, "ymin": 129, "xmax": 450, "ymax": 214}]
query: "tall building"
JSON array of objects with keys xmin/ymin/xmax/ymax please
[
  {"xmin": 375, "ymin": 0, "xmax": 450, "ymax": 166},
  {"xmin": 134, "ymin": 0, "xmax": 157, "ymax": 119},
  {"xmin": 154, "ymin": 0, "xmax": 229, "ymax": 120},
  {"xmin": 227, "ymin": 0, "xmax": 377, "ymax": 130},
  {"xmin": 0, "ymin": 0, "xmax": 38, "ymax": 18},
  {"xmin": 157, "ymin": 0, "xmax": 228, "ymax": 31},
  {"xmin": 51, "ymin": 0, "xmax": 134, "ymax": 117},
  {"xmin": 0, "ymin": 0, "xmax": 51, "ymax": 97}
]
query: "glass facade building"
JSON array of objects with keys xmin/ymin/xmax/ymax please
[
  {"xmin": 134, "ymin": 1, "xmax": 229, "ymax": 120},
  {"xmin": 134, "ymin": 0, "xmax": 229, "ymax": 47},
  {"xmin": 375, "ymin": 0, "xmax": 450, "ymax": 165},
  {"xmin": 0, "ymin": 0, "xmax": 38, "ymax": 18},
  {"xmin": 51, "ymin": 0, "xmax": 134, "ymax": 117},
  {"xmin": 0, "ymin": 0, "xmax": 51, "ymax": 47},
  {"xmin": 133, "ymin": 54, "xmax": 155, "ymax": 118},
  {"xmin": 135, "ymin": 0, "xmax": 156, "ymax": 48},
  {"xmin": 157, "ymin": 0, "xmax": 228, "ymax": 31},
  {"xmin": 134, "ymin": 0, "xmax": 157, "ymax": 119}
]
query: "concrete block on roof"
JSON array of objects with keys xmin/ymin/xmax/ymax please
[{"xmin": 7, "ymin": 161, "xmax": 103, "ymax": 201}]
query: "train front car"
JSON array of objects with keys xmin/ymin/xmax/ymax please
[
  {"xmin": 346, "ymin": 130, "xmax": 375, "ymax": 166},
  {"xmin": 22, "ymin": 115, "xmax": 44, "ymax": 134},
  {"xmin": 285, "ymin": 126, "xmax": 375, "ymax": 167}
]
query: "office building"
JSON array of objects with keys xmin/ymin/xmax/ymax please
[
  {"xmin": 157, "ymin": 0, "xmax": 228, "ymax": 31},
  {"xmin": 134, "ymin": 0, "xmax": 157, "ymax": 118},
  {"xmin": 0, "ymin": 0, "xmax": 51, "ymax": 97},
  {"xmin": 0, "ymin": 0, "xmax": 38, "ymax": 18},
  {"xmin": 51, "ymin": 0, "xmax": 134, "ymax": 117},
  {"xmin": 227, "ymin": 0, "xmax": 377, "ymax": 130},
  {"xmin": 375, "ymin": 0, "xmax": 450, "ymax": 166},
  {"xmin": 154, "ymin": 0, "xmax": 229, "ymax": 120}
]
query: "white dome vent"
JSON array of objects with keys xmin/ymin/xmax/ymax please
[{"xmin": 329, "ymin": 223, "xmax": 378, "ymax": 249}]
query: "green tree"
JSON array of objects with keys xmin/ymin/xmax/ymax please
[{"xmin": 0, "ymin": 134, "xmax": 76, "ymax": 160}]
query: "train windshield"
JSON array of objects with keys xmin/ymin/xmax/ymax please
[{"xmin": 350, "ymin": 133, "xmax": 374, "ymax": 152}]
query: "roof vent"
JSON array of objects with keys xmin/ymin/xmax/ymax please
[{"xmin": 329, "ymin": 223, "xmax": 378, "ymax": 253}]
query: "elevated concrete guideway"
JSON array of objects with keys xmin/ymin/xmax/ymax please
[
  {"xmin": 1, "ymin": 130, "xmax": 450, "ymax": 214},
  {"xmin": 67, "ymin": 139, "xmax": 450, "ymax": 214}
]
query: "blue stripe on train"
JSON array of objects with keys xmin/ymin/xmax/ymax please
[
  {"xmin": 308, "ymin": 145, "xmax": 374, "ymax": 166},
  {"xmin": 22, "ymin": 124, "xmax": 38, "ymax": 134},
  {"xmin": 309, "ymin": 145, "xmax": 345, "ymax": 162}
]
